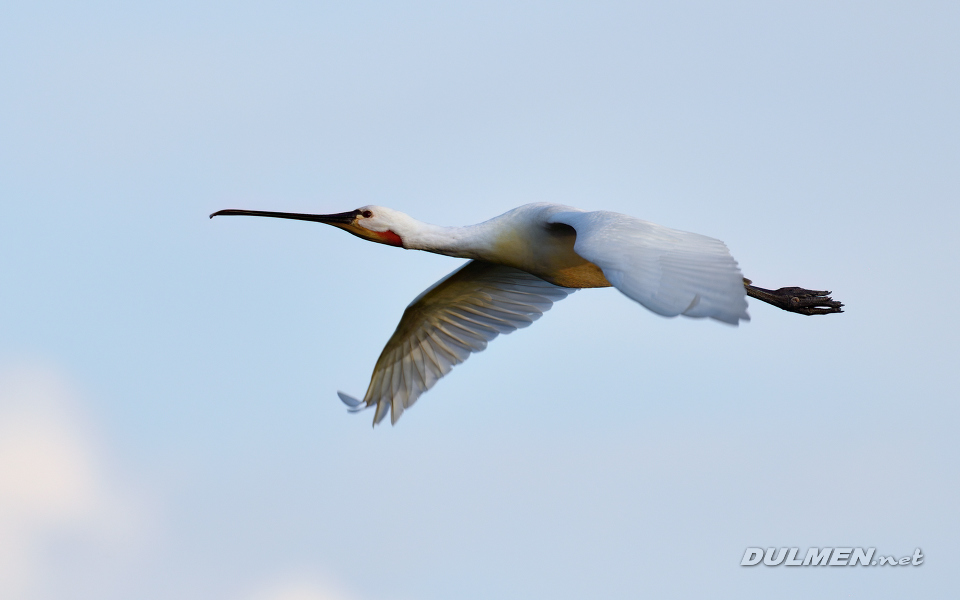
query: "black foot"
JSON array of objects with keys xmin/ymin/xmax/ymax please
[{"xmin": 743, "ymin": 279, "xmax": 844, "ymax": 316}]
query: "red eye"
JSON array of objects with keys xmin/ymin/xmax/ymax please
[{"xmin": 362, "ymin": 210, "xmax": 373, "ymax": 218}]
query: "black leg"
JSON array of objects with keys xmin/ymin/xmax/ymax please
[{"xmin": 743, "ymin": 278, "xmax": 844, "ymax": 315}]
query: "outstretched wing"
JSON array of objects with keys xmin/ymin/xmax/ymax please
[
  {"xmin": 338, "ymin": 260, "xmax": 576, "ymax": 426},
  {"xmin": 547, "ymin": 210, "xmax": 748, "ymax": 324}
]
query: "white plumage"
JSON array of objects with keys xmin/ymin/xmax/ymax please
[{"xmin": 547, "ymin": 209, "xmax": 748, "ymax": 324}]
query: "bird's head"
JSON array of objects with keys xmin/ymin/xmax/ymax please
[{"xmin": 210, "ymin": 205, "xmax": 413, "ymax": 248}]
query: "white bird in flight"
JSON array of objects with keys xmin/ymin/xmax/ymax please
[{"xmin": 211, "ymin": 203, "xmax": 842, "ymax": 425}]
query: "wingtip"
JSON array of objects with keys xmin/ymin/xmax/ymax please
[{"xmin": 337, "ymin": 391, "xmax": 363, "ymax": 407}]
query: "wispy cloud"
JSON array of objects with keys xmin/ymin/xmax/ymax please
[{"xmin": 0, "ymin": 364, "xmax": 149, "ymax": 600}]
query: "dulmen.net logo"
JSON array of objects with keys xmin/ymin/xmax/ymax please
[{"xmin": 741, "ymin": 547, "xmax": 923, "ymax": 567}]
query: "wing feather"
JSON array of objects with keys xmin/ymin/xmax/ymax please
[
  {"xmin": 547, "ymin": 210, "xmax": 748, "ymax": 324},
  {"xmin": 408, "ymin": 342, "xmax": 428, "ymax": 388},
  {"xmin": 338, "ymin": 260, "xmax": 575, "ymax": 425}
]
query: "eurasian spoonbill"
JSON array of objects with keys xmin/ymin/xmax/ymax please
[{"xmin": 211, "ymin": 204, "xmax": 842, "ymax": 425}]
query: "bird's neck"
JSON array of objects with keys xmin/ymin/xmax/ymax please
[
  {"xmin": 397, "ymin": 206, "xmax": 554, "ymax": 265},
  {"xmin": 401, "ymin": 221, "xmax": 495, "ymax": 260}
]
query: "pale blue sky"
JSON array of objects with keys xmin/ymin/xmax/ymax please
[{"xmin": 1, "ymin": 2, "xmax": 958, "ymax": 599}]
